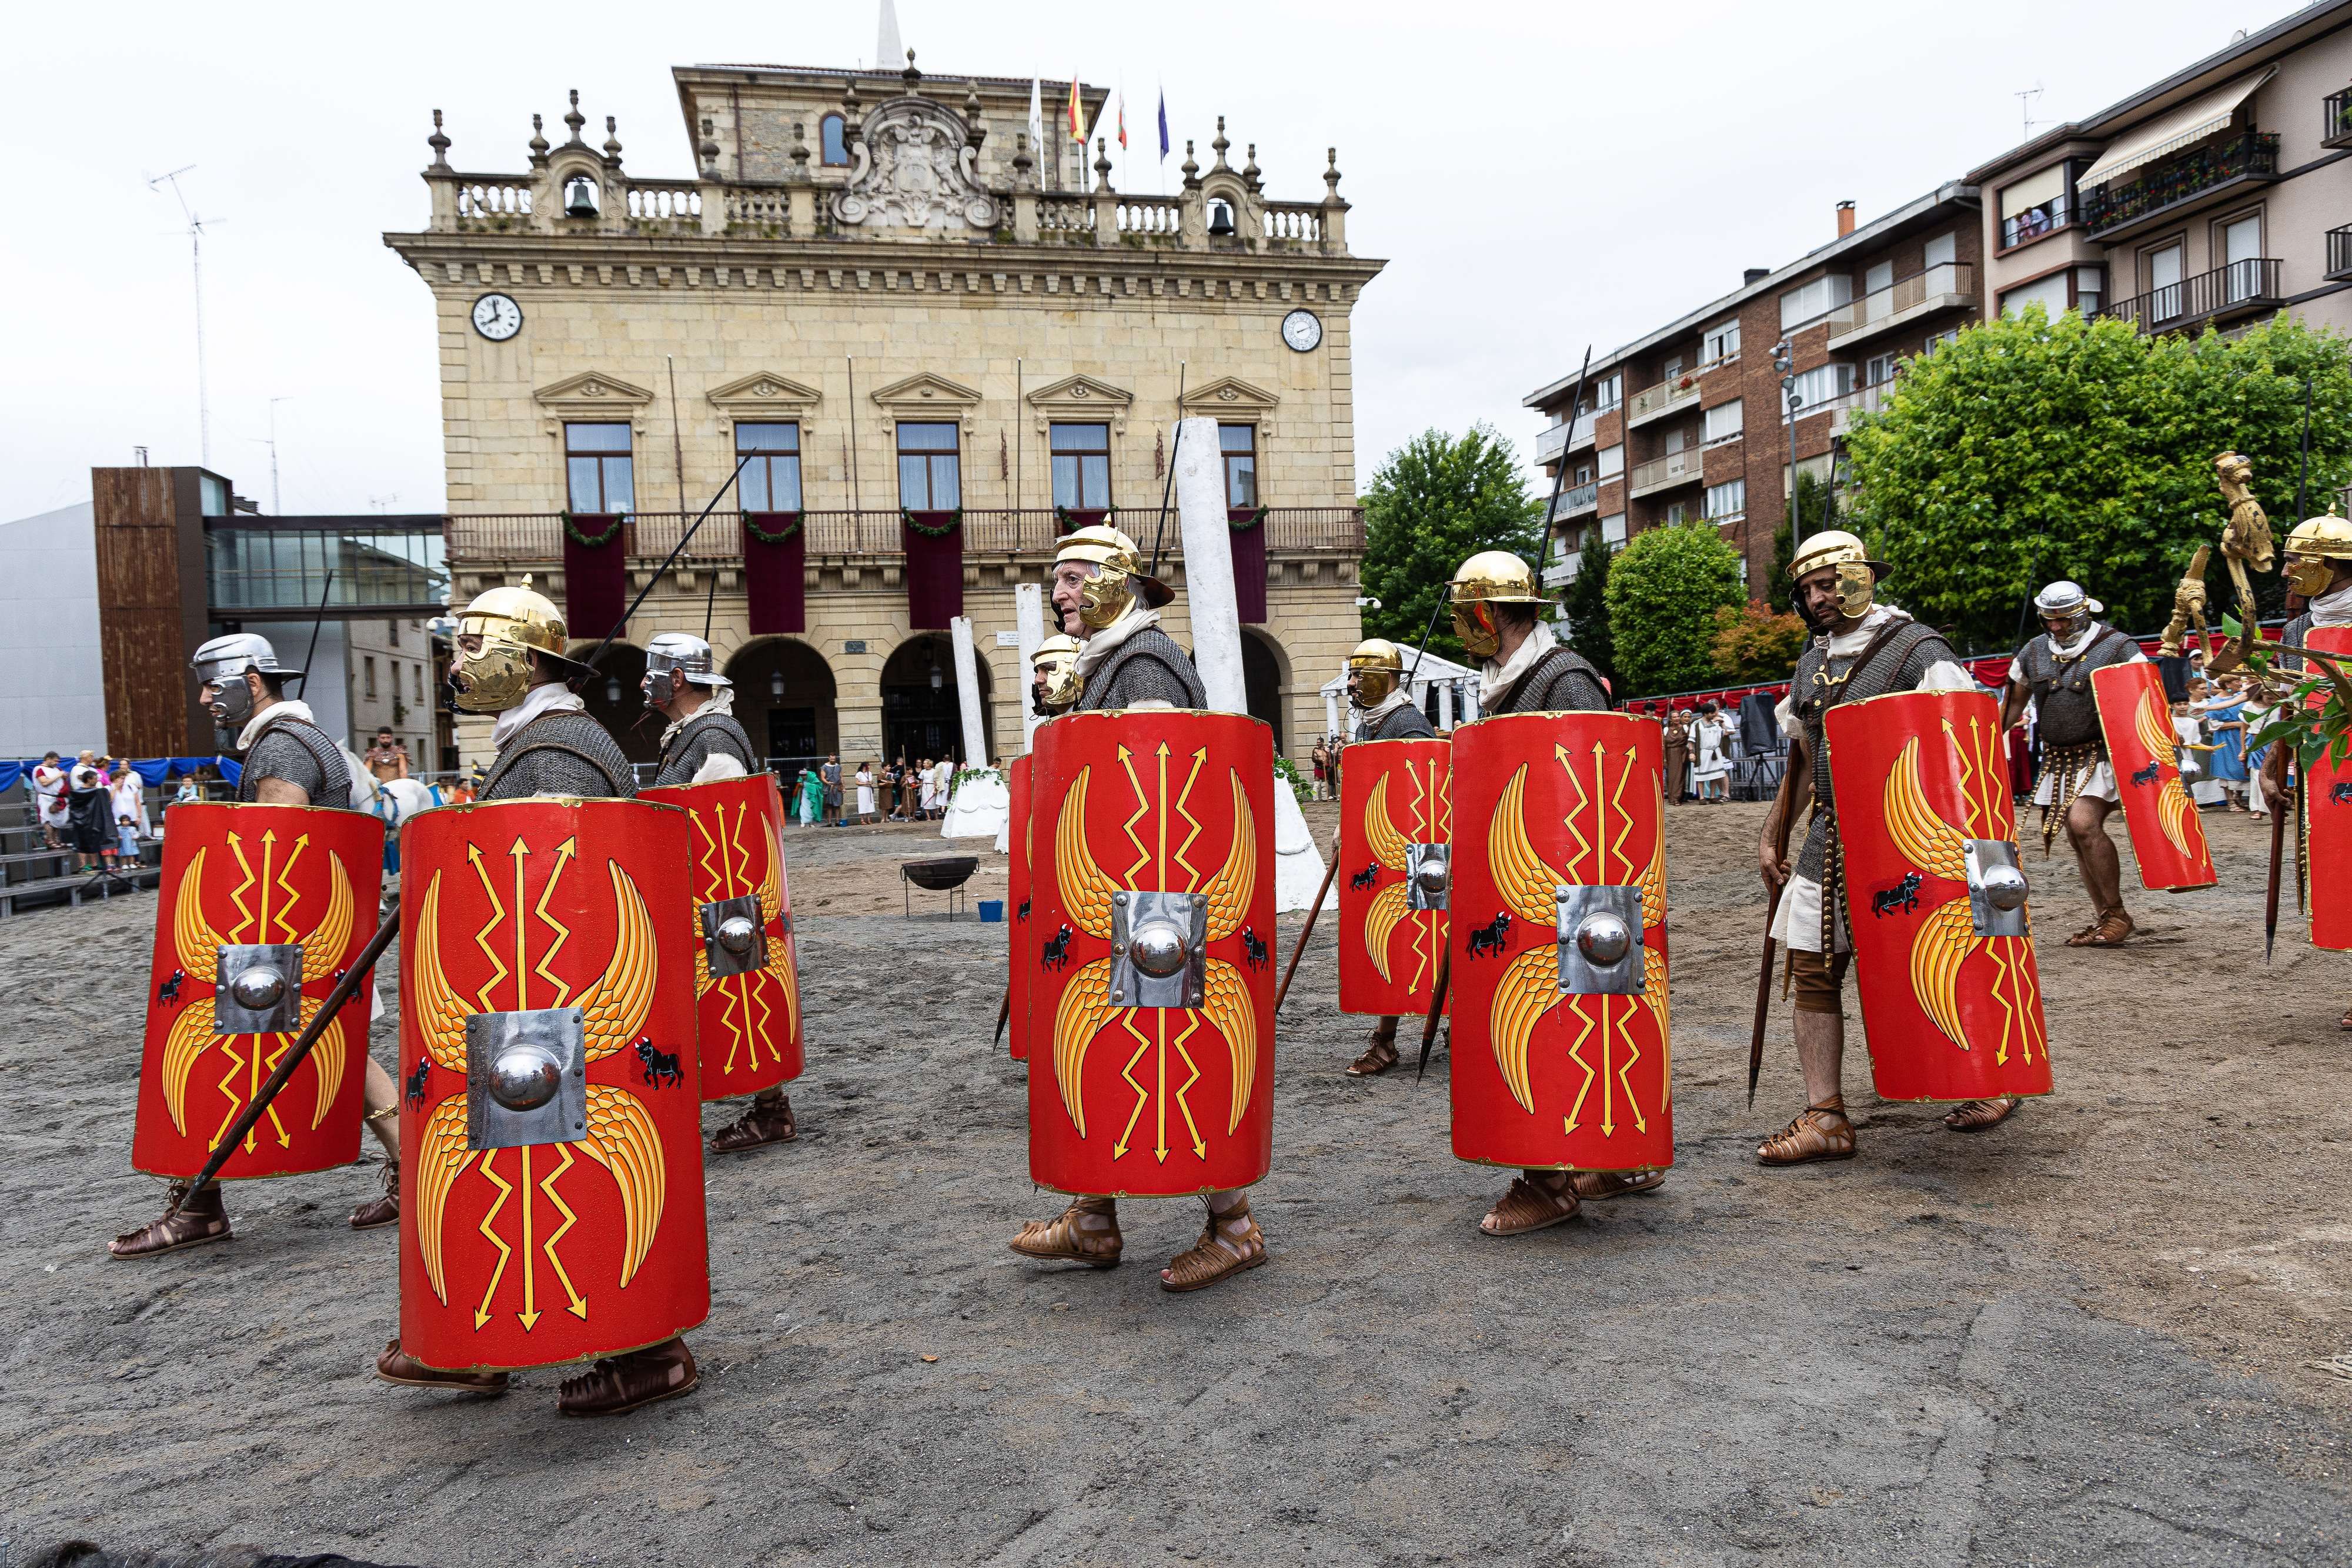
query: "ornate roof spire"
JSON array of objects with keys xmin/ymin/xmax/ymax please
[
  {"xmin": 902, "ymin": 48, "xmax": 922, "ymax": 96},
  {"xmin": 1242, "ymin": 142, "xmax": 1261, "ymax": 192},
  {"xmin": 602, "ymin": 115, "xmax": 624, "ymax": 167},
  {"xmin": 563, "ymin": 89, "xmax": 586, "ymax": 147},
  {"xmin": 1324, "ymin": 146, "xmax": 1345, "ymax": 205},
  {"xmin": 527, "ymin": 113, "xmax": 550, "ymax": 166},
  {"xmin": 699, "ymin": 116, "xmax": 721, "ymax": 176},
  {"xmin": 1181, "ymin": 139, "xmax": 1201, "ymax": 192},
  {"xmin": 427, "ymin": 109, "xmax": 450, "ymax": 169},
  {"xmin": 964, "ymin": 79, "xmax": 987, "ymax": 151},
  {"xmin": 1094, "ymin": 137, "xmax": 1114, "ymax": 193},
  {"xmin": 1011, "ymin": 131, "xmax": 1034, "ymax": 189},
  {"xmin": 1210, "ymin": 116, "xmax": 1230, "ymax": 171}
]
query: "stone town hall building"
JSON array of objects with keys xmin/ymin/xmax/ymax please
[{"xmin": 386, "ymin": 55, "xmax": 1383, "ymax": 772}]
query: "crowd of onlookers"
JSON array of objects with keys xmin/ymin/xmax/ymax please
[
  {"xmin": 24, "ymin": 750, "xmax": 171, "ymax": 874},
  {"xmin": 788, "ymin": 753, "xmax": 960, "ymax": 827}
]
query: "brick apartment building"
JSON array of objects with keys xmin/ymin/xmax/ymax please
[{"xmin": 1528, "ymin": 0, "xmax": 2352, "ymax": 601}]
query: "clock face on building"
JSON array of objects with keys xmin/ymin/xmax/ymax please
[
  {"xmin": 1281, "ymin": 308, "xmax": 1323, "ymax": 353},
  {"xmin": 470, "ymin": 293, "xmax": 523, "ymax": 342}
]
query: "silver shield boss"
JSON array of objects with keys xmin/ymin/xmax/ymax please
[
  {"xmin": 1108, "ymin": 890, "xmax": 1208, "ymax": 1009},
  {"xmin": 1406, "ymin": 842, "xmax": 1449, "ymax": 912},
  {"xmin": 213, "ymin": 944, "xmax": 305, "ymax": 1033},
  {"xmin": 466, "ymin": 1007, "xmax": 588, "ymax": 1151},
  {"xmin": 1553, "ymin": 885, "xmax": 1646, "ymax": 995},
  {"xmin": 1963, "ymin": 840, "xmax": 2031, "ymax": 938},
  {"xmin": 699, "ymin": 893, "xmax": 767, "ymax": 978}
]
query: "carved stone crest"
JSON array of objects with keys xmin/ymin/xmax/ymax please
[{"xmin": 833, "ymin": 98, "xmax": 1000, "ymax": 233}]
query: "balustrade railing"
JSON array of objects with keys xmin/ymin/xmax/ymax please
[
  {"xmin": 1626, "ymin": 450, "xmax": 1702, "ymax": 494},
  {"xmin": 1625, "ymin": 375, "xmax": 1702, "ymax": 426},
  {"xmin": 1826, "ymin": 263, "xmax": 1975, "ymax": 342},
  {"xmin": 1037, "ymin": 197, "xmax": 1094, "ymax": 235},
  {"xmin": 624, "ymin": 183, "xmax": 703, "ymax": 230},
  {"xmin": 2326, "ymin": 86, "xmax": 2352, "ymax": 149},
  {"xmin": 2329, "ymin": 224, "xmax": 2352, "ymax": 281},
  {"xmin": 456, "ymin": 180, "xmax": 533, "ymax": 220},
  {"xmin": 2082, "ymin": 131, "xmax": 2279, "ymax": 236},
  {"xmin": 1115, "ymin": 198, "xmax": 1182, "ymax": 238},
  {"xmin": 1263, "ymin": 203, "xmax": 1324, "ymax": 243},
  {"xmin": 2100, "ymin": 258, "xmax": 2283, "ymax": 333},
  {"xmin": 724, "ymin": 185, "xmax": 790, "ymax": 231}
]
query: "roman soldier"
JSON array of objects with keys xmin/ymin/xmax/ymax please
[
  {"xmin": 1435, "ymin": 550, "xmax": 1663, "ymax": 1235},
  {"xmin": 1338, "ymin": 637, "xmax": 1438, "ymax": 1076},
  {"xmin": 1010, "ymin": 524, "xmax": 1274, "ymax": 1293},
  {"xmin": 110, "ymin": 634, "xmax": 406, "ymax": 1259},
  {"xmin": 1756, "ymin": 530, "xmax": 2017, "ymax": 1158},
  {"xmin": 375, "ymin": 580, "xmax": 703, "ymax": 1415},
  {"xmin": 2262, "ymin": 511, "xmax": 2352, "ymax": 1025},
  {"xmin": 2000, "ymin": 581, "xmax": 2149, "ymax": 948}
]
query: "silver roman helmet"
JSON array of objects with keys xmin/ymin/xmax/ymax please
[
  {"xmin": 2033, "ymin": 580, "xmax": 2099, "ymax": 642},
  {"xmin": 192, "ymin": 633, "xmax": 301, "ymax": 738},
  {"xmin": 643, "ymin": 632, "xmax": 731, "ymax": 707}
]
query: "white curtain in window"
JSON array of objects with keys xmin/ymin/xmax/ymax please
[
  {"xmin": 1703, "ymin": 399, "xmax": 1745, "ymax": 443},
  {"xmin": 1597, "ymin": 443, "xmax": 1623, "ymax": 479},
  {"xmin": 2000, "ymin": 273, "xmax": 2072, "ymax": 319}
]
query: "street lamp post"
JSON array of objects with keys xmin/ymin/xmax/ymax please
[{"xmin": 1774, "ymin": 339, "xmax": 1806, "ymax": 561}]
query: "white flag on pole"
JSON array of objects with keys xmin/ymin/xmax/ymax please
[{"xmin": 1028, "ymin": 77, "xmax": 1044, "ymax": 165}]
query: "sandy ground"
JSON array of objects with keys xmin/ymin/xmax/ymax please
[{"xmin": 3, "ymin": 797, "xmax": 2347, "ymax": 1566}]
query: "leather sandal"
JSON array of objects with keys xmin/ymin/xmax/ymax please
[
  {"xmin": 109, "ymin": 1182, "xmax": 230, "ymax": 1259},
  {"xmin": 349, "ymin": 1161, "xmax": 399, "ymax": 1229},
  {"xmin": 1348, "ymin": 1021, "xmax": 1400, "ymax": 1076},
  {"xmin": 2338, "ymin": 1007, "xmax": 2352, "ymax": 1034},
  {"xmin": 1159, "ymin": 1198, "xmax": 1267, "ymax": 1292},
  {"xmin": 1572, "ymin": 1168, "xmax": 1665, "ymax": 1201},
  {"xmin": 1010, "ymin": 1195, "xmax": 1123, "ymax": 1268},
  {"xmin": 557, "ymin": 1336, "xmax": 698, "ymax": 1417},
  {"xmin": 712, "ymin": 1092, "xmax": 797, "ymax": 1153},
  {"xmin": 1757, "ymin": 1101, "xmax": 1856, "ymax": 1166},
  {"xmin": 1943, "ymin": 1096, "xmax": 2021, "ymax": 1132},
  {"xmin": 374, "ymin": 1338, "xmax": 509, "ymax": 1395},
  {"xmin": 1480, "ymin": 1174, "xmax": 1582, "ymax": 1236},
  {"xmin": 2065, "ymin": 908, "xmax": 2135, "ymax": 947}
]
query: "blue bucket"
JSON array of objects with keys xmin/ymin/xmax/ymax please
[{"xmin": 978, "ymin": 899, "xmax": 1004, "ymax": 923}]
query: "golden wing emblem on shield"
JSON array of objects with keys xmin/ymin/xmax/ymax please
[
  {"xmin": 1486, "ymin": 764, "xmax": 1571, "ymax": 1109},
  {"xmin": 755, "ymin": 823, "xmax": 800, "ymax": 1044},
  {"xmin": 1883, "ymin": 734, "xmax": 1981, "ymax": 1051},
  {"xmin": 2132, "ymin": 687, "xmax": 2198, "ymax": 860},
  {"xmin": 1361, "ymin": 772, "xmax": 1415, "ymax": 983},
  {"xmin": 1055, "ymin": 767, "xmax": 1121, "ymax": 942},
  {"xmin": 1052, "ymin": 958, "xmax": 1117, "ymax": 1135},
  {"xmin": 578, "ymin": 861, "xmax": 657, "ymax": 1061}
]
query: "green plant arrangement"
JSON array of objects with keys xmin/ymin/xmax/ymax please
[
  {"xmin": 562, "ymin": 511, "xmax": 623, "ymax": 548},
  {"xmin": 1228, "ymin": 505, "xmax": 1268, "ymax": 531},
  {"xmin": 903, "ymin": 507, "xmax": 963, "ymax": 537},
  {"xmin": 1054, "ymin": 504, "xmax": 1117, "ymax": 529},
  {"xmin": 1272, "ymin": 755, "xmax": 1311, "ymax": 805},
  {"xmin": 948, "ymin": 764, "xmax": 1000, "ymax": 798},
  {"xmin": 741, "ymin": 510, "xmax": 801, "ymax": 544}
]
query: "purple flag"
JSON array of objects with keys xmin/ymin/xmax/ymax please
[{"xmin": 1157, "ymin": 89, "xmax": 1170, "ymax": 162}]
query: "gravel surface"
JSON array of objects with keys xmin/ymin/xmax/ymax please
[{"xmin": 4, "ymin": 799, "xmax": 2345, "ymax": 1566}]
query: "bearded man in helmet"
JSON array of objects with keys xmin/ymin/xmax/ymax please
[
  {"xmin": 1999, "ymin": 580, "xmax": 2149, "ymax": 951},
  {"xmin": 2262, "ymin": 512, "xmax": 2352, "ymax": 1025},
  {"xmin": 110, "ymin": 634, "xmax": 409, "ymax": 1256},
  {"xmin": 1334, "ymin": 637, "xmax": 1439, "ymax": 1076},
  {"xmin": 643, "ymin": 632, "xmax": 756, "ymax": 787},
  {"xmin": 374, "ymin": 579, "xmax": 700, "ymax": 1414},
  {"xmin": 1756, "ymin": 531, "xmax": 1999, "ymax": 1161},
  {"xmin": 1011, "ymin": 524, "xmax": 1278, "ymax": 1293}
]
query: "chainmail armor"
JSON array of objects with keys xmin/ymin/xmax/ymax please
[
  {"xmin": 239, "ymin": 718, "xmax": 355, "ymax": 809},
  {"xmin": 481, "ymin": 711, "xmax": 637, "ymax": 801},
  {"xmin": 1489, "ymin": 646, "xmax": 1609, "ymax": 717},
  {"xmin": 1077, "ymin": 627, "xmax": 1209, "ymax": 711},
  {"xmin": 2279, "ymin": 612, "xmax": 2313, "ymax": 673},
  {"xmin": 652, "ymin": 709, "xmax": 757, "ymax": 787},
  {"xmin": 1356, "ymin": 703, "xmax": 1437, "ymax": 742},
  {"xmin": 2016, "ymin": 625, "xmax": 2136, "ymax": 750}
]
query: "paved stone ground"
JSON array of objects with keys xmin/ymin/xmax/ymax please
[{"xmin": 3, "ymin": 799, "xmax": 2346, "ymax": 1566}]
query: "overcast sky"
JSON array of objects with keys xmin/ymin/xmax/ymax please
[{"xmin": 1, "ymin": 0, "xmax": 2311, "ymax": 520}]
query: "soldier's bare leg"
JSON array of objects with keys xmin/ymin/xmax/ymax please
[
  {"xmin": 712, "ymin": 1086, "xmax": 797, "ymax": 1152},
  {"xmin": 1010, "ymin": 1195, "xmax": 1123, "ymax": 1267},
  {"xmin": 1160, "ymin": 1188, "xmax": 1265, "ymax": 1290},
  {"xmin": 1758, "ymin": 952, "xmax": 1856, "ymax": 1165},
  {"xmin": 1348, "ymin": 1016, "xmax": 1399, "ymax": 1076},
  {"xmin": 2062, "ymin": 796, "xmax": 2133, "ymax": 947},
  {"xmin": 349, "ymin": 1059, "xmax": 402, "ymax": 1228}
]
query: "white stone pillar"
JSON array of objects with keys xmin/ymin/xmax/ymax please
[
  {"xmin": 1015, "ymin": 582, "xmax": 1047, "ymax": 751},
  {"xmin": 1324, "ymin": 688, "xmax": 1342, "ymax": 741},
  {"xmin": 949, "ymin": 616, "xmax": 988, "ymax": 767},
  {"xmin": 1436, "ymin": 681, "xmax": 1455, "ymax": 731},
  {"xmin": 1461, "ymin": 679, "xmax": 1481, "ymax": 723},
  {"xmin": 1172, "ymin": 416, "xmax": 1245, "ymax": 716}
]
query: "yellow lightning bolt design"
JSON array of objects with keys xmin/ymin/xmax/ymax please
[
  {"xmin": 518, "ymin": 1145, "xmax": 539, "ymax": 1329},
  {"xmin": 472, "ymin": 1148, "xmax": 515, "ymax": 1330},
  {"xmin": 256, "ymin": 832, "xmax": 276, "ymax": 942},
  {"xmin": 271, "ymin": 833, "xmax": 309, "ymax": 944},
  {"xmin": 1612, "ymin": 992, "xmax": 1648, "ymax": 1134},
  {"xmin": 1606, "ymin": 747, "xmax": 1636, "ymax": 883},
  {"xmin": 1562, "ymin": 994, "xmax": 1598, "ymax": 1135},
  {"xmin": 1156, "ymin": 746, "xmax": 1169, "ymax": 885},
  {"xmin": 1599, "ymin": 994, "xmax": 1619, "ymax": 1137},
  {"xmin": 690, "ymin": 811, "xmax": 723, "ymax": 903},
  {"xmin": 1171, "ymin": 1011, "xmax": 1207, "ymax": 1158},
  {"xmin": 1556, "ymin": 744, "xmax": 1595, "ymax": 882},
  {"xmin": 530, "ymin": 837, "xmax": 577, "ymax": 1007},
  {"xmin": 211, "ymin": 1039, "xmax": 250, "ymax": 1152},
  {"xmin": 226, "ymin": 833, "xmax": 258, "ymax": 942},
  {"xmin": 1171, "ymin": 747, "xmax": 1207, "ymax": 890},
  {"xmin": 1155, "ymin": 1009, "xmax": 1170, "ymax": 1162},
  {"xmin": 536, "ymin": 1142, "xmax": 588, "ymax": 1320},
  {"xmin": 1114, "ymin": 1010, "xmax": 1153, "ymax": 1161},
  {"xmin": 466, "ymin": 844, "xmax": 512, "ymax": 1012},
  {"xmin": 1115, "ymin": 745, "xmax": 1152, "ymax": 885},
  {"xmin": 257, "ymin": 1034, "xmax": 296, "ymax": 1147},
  {"xmin": 509, "ymin": 839, "xmax": 530, "ymax": 1011},
  {"xmin": 744, "ymin": 967, "xmax": 779, "ymax": 1068}
]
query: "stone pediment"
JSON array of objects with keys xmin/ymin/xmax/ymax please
[
  {"xmin": 1182, "ymin": 376, "xmax": 1281, "ymax": 435},
  {"xmin": 533, "ymin": 371, "xmax": 654, "ymax": 434},
  {"xmin": 1025, "ymin": 373, "xmax": 1134, "ymax": 436},
  {"xmin": 869, "ymin": 372, "xmax": 984, "ymax": 430},
  {"xmin": 831, "ymin": 97, "xmax": 1000, "ymax": 235},
  {"xmin": 707, "ymin": 372, "xmax": 824, "ymax": 420}
]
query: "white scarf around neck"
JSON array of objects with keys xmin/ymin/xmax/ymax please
[
  {"xmin": 1353, "ymin": 686, "xmax": 1414, "ymax": 729},
  {"xmin": 238, "ymin": 699, "xmax": 316, "ymax": 753},
  {"xmin": 493, "ymin": 680, "xmax": 586, "ymax": 747},
  {"xmin": 1073, "ymin": 600, "xmax": 1162, "ymax": 678},
  {"xmin": 2311, "ymin": 579, "xmax": 2352, "ymax": 628},
  {"xmin": 1478, "ymin": 620, "xmax": 1558, "ymax": 707}
]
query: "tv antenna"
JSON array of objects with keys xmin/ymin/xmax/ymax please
[
  {"xmin": 2013, "ymin": 83, "xmax": 2045, "ymax": 141},
  {"xmin": 250, "ymin": 396, "xmax": 295, "ymax": 513},
  {"xmin": 147, "ymin": 165, "xmax": 218, "ymax": 467}
]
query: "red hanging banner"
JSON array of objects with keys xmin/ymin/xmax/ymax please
[
  {"xmin": 560, "ymin": 513, "xmax": 628, "ymax": 643},
  {"xmin": 1227, "ymin": 509, "xmax": 1268, "ymax": 624},
  {"xmin": 742, "ymin": 512, "xmax": 806, "ymax": 636},
  {"xmin": 902, "ymin": 511, "xmax": 964, "ymax": 630}
]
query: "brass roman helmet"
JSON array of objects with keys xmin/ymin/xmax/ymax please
[
  {"xmin": 2282, "ymin": 511, "xmax": 2352, "ymax": 597},
  {"xmin": 1031, "ymin": 633, "xmax": 1084, "ymax": 716},
  {"xmin": 1053, "ymin": 523, "xmax": 1172, "ymax": 631},
  {"xmin": 1345, "ymin": 637, "xmax": 1406, "ymax": 707},
  {"xmin": 1447, "ymin": 550, "xmax": 1550, "ymax": 660},
  {"xmin": 1787, "ymin": 529, "xmax": 1889, "ymax": 621},
  {"xmin": 449, "ymin": 576, "xmax": 575, "ymax": 714}
]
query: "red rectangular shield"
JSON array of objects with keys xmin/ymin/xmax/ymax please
[
  {"xmin": 2306, "ymin": 626, "xmax": 2352, "ymax": 951},
  {"xmin": 133, "ymin": 803, "xmax": 385, "ymax": 1181},
  {"xmin": 1824, "ymin": 689, "xmax": 2055, "ymax": 1102},
  {"xmin": 1446, "ymin": 713, "xmax": 1672, "ymax": 1174},
  {"xmin": 2092, "ymin": 661, "xmax": 2216, "ymax": 892},
  {"xmin": 1024, "ymin": 711, "xmax": 1275, "ymax": 1196},
  {"xmin": 1337, "ymin": 738, "xmax": 1451, "ymax": 1018}
]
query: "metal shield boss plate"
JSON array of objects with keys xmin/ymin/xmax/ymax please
[
  {"xmin": 2091, "ymin": 661, "xmax": 2217, "ymax": 892},
  {"xmin": 1823, "ymin": 689, "xmax": 2056, "ymax": 1102},
  {"xmin": 1024, "ymin": 710, "xmax": 1275, "ymax": 1196},
  {"xmin": 132, "ymin": 802, "xmax": 383, "ymax": 1182},
  {"xmin": 2304, "ymin": 627, "xmax": 2352, "ymax": 951},
  {"xmin": 397, "ymin": 796, "xmax": 708, "ymax": 1373},
  {"xmin": 1445, "ymin": 713, "xmax": 1672, "ymax": 1174},
  {"xmin": 1007, "ymin": 753, "xmax": 1033, "ymax": 1061},
  {"xmin": 643, "ymin": 771, "xmax": 804, "ymax": 1100},
  {"xmin": 1337, "ymin": 738, "xmax": 1452, "ymax": 1018}
]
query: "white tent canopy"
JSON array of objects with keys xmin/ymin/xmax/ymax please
[{"xmin": 1318, "ymin": 648, "xmax": 1482, "ymax": 737}]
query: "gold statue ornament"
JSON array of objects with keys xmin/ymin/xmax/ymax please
[{"xmin": 2161, "ymin": 452, "xmax": 2275, "ymax": 672}]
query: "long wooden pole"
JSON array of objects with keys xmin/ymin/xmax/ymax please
[{"xmin": 1272, "ymin": 828, "xmax": 1341, "ymax": 1014}]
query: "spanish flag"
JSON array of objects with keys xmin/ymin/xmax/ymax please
[{"xmin": 1067, "ymin": 75, "xmax": 1085, "ymax": 141}]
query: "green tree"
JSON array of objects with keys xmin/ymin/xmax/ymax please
[
  {"xmin": 1711, "ymin": 603, "xmax": 1810, "ymax": 683},
  {"xmin": 1843, "ymin": 309, "xmax": 2352, "ymax": 651},
  {"xmin": 1360, "ymin": 425, "xmax": 1546, "ymax": 666},
  {"xmin": 1603, "ymin": 521, "xmax": 1748, "ymax": 696},
  {"xmin": 1776, "ymin": 471, "xmax": 1840, "ymax": 614},
  {"xmin": 1556, "ymin": 525, "xmax": 1616, "ymax": 688}
]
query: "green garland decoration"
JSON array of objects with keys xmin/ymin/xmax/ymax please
[
  {"xmin": 1054, "ymin": 504, "xmax": 1117, "ymax": 530},
  {"xmin": 741, "ymin": 510, "xmax": 802, "ymax": 544},
  {"xmin": 902, "ymin": 507, "xmax": 963, "ymax": 538},
  {"xmin": 1227, "ymin": 505, "xmax": 1268, "ymax": 532},
  {"xmin": 562, "ymin": 510, "xmax": 623, "ymax": 549}
]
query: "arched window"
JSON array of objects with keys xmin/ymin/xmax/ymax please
[{"xmin": 820, "ymin": 113, "xmax": 849, "ymax": 167}]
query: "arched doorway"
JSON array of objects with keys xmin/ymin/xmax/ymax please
[
  {"xmin": 723, "ymin": 637, "xmax": 838, "ymax": 773},
  {"xmin": 567, "ymin": 641, "xmax": 660, "ymax": 765},
  {"xmin": 1241, "ymin": 628, "xmax": 1287, "ymax": 754},
  {"xmin": 880, "ymin": 633, "xmax": 991, "ymax": 766}
]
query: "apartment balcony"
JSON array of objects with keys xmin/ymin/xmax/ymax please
[
  {"xmin": 2329, "ymin": 225, "xmax": 2352, "ymax": 282},
  {"xmin": 1999, "ymin": 193, "xmax": 2074, "ymax": 253},
  {"xmin": 2100, "ymin": 258, "xmax": 2284, "ymax": 336},
  {"xmin": 1535, "ymin": 410, "xmax": 1598, "ymax": 466},
  {"xmin": 1823, "ymin": 381, "xmax": 1896, "ymax": 437},
  {"xmin": 2082, "ymin": 131, "xmax": 2280, "ymax": 243},
  {"xmin": 1825, "ymin": 263, "xmax": 1977, "ymax": 348},
  {"xmin": 1624, "ymin": 375, "xmax": 1703, "ymax": 430},
  {"xmin": 2326, "ymin": 88, "xmax": 2352, "ymax": 151},
  {"xmin": 1546, "ymin": 482, "xmax": 1601, "ymax": 523},
  {"xmin": 1626, "ymin": 450, "xmax": 1703, "ymax": 499}
]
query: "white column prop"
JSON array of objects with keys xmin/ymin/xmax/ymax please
[
  {"xmin": 941, "ymin": 614, "xmax": 1009, "ymax": 841},
  {"xmin": 1172, "ymin": 414, "xmax": 1324, "ymax": 910},
  {"xmin": 1014, "ymin": 582, "xmax": 1047, "ymax": 751},
  {"xmin": 1172, "ymin": 416, "xmax": 1247, "ymax": 715},
  {"xmin": 1436, "ymin": 681, "xmax": 1455, "ymax": 731},
  {"xmin": 1324, "ymin": 687, "xmax": 1342, "ymax": 741},
  {"xmin": 950, "ymin": 615, "xmax": 988, "ymax": 768}
]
